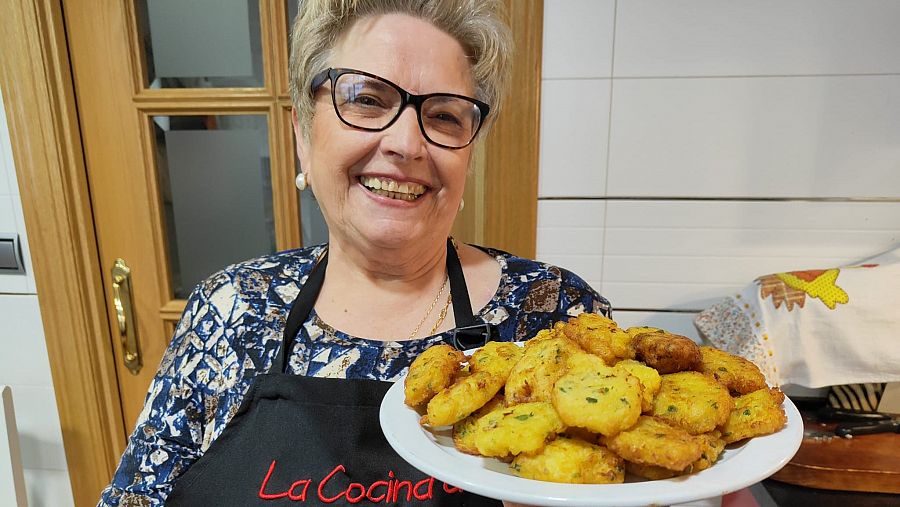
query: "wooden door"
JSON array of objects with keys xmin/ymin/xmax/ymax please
[
  {"xmin": 65, "ymin": 0, "xmax": 305, "ymax": 427},
  {"xmin": 63, "ymin": 0, "xmax": 539, "ymax": 430}
]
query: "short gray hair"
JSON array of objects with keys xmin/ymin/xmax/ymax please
[{"xmin": 289, "ymin": 0, "xmax": 513, "ymax": 141}]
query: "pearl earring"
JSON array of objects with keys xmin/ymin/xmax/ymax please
[
  {"xmin": 295, "ymin": 172, "xmax": 308, "ymax": 191},
  {"xmin": 458, "ymin": 199, "xmax": 465, "ymax": 212}
]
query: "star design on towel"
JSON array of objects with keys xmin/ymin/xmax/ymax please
[{"xmin": 757, "ymin": 268, "xmax": 849, "ymax": 310}]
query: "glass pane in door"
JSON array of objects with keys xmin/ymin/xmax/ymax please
[
  {"xmin": 286, "ymin": 0, "xmax": 300, "ymax": 42},
  {"xmin": 152, "ymin": 115, "xmax": 276, "ymax": 298},
  {"xmin": 137, "ymin": 0, "xmax": 264, "ymax": 88}
]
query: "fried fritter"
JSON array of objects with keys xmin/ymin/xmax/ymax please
[
  {"xmin": 469, "ymin": 341, "xmax": 524, "ymax": 378},
  {"xmin": 625, "ymin": 430, "xmax": 726, "ymax": 479},
  {"xmin": 552, "ymin": 364, "xmax": 642, "ymax": 436},
  {"xmin": 565, "ymin": 351, "xmax": 610, "ymax": 371},
  {"xmin": 558, "ymin": 313, "xmax": 632, "ymax": 364},
  {"xmin": 632, "ymin": 331, "xmax": 701, "ymax": 374},
  {"xmin": 698, "ymin": 346, "xmax": 767, "ymax": 395},
  {"xmin": 691, "ymin": 430, "xmax": 727, "ymax": 473},
  {"xmin": 650, "ymin": 371, "xmax": 734, "ymax": 435},
  {"xmin": 530, "ymin": 327, "xmax": 564, "ymax": 343},
  {"xmin": 452, "ymin": 396, "xmax": 506, "ymax": 455},
  {"xmin": 505, "ymin": 336, "xmax": 583, "ymax": 405},
  {"xmin": 614, "ymin": 359, "xmax": 662, "ymax": 413},
  {"xmin": 422, "ymin": 370, "xmax": 505, "ymax": 427},
  {"xmin": 511, "ymin": 437, "xmax": 624, "ymax": 484},
  {"xmin": 473, "ymin": 402, "xmax": 566, "ymax": 458},
  {"xmin": 720, "ymin": 387, "xmax": 787, "ymax": 444},
  {"xmin": 601, "ymin": 416, "xmax": 703, "ymax": 472},
  {"xmin": 404, "ymin": 344, "xmax": 465, "ymax": 407},
  {"xmin": 625, "ymin": 326, "xmax": 663, "ymax": 338}
]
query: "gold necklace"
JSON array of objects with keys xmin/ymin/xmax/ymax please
[
  {"xmin": 408, "ymin": 276, "xmax": 449, "ymax": 340},
  {"xmin": 428, "ymin": 288, "xmax": 452, "ymax": 336}
]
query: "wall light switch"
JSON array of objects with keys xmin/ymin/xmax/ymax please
[{"xmin": 0, "ymin": 234, "xmax": 24, "ymax": 274}]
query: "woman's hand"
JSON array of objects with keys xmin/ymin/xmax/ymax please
[{"xmin": 503, "ymin": 502, "xmax": 539, "ymax": 507}]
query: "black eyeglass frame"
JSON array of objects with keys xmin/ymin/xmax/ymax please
[{"xmin": 310, "ymin": 67, "xmax": 491, "ymax": 149}]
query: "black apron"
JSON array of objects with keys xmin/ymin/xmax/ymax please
[{"xmin": 167, "ymin": 240, "xmax": 500, "ymax": 506}]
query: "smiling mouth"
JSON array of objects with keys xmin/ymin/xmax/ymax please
[{"xmin": 360, "ymin": 176, "xmax": 427, "ymax": 202}]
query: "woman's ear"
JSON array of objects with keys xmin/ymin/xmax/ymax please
[{"xmin": 291, "ymin": 108, "xmax": 311, "ymax": 170}]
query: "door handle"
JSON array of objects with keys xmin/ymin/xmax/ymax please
[{"xmin": 111, "ymin": 258, "xmax": 142, "ymax": 375}]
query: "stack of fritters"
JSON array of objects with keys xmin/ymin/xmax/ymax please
[{"xmin": 403, "ymin": 314, "xmax": 787, "ymax": 484}]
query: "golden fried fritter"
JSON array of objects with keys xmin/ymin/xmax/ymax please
[
  {"xmin": 601, "ymin": 416, "xmax": 703, "ymax": 472},
  {"xmin": 529, "ymin": 327, "xmax": 564, "ymax": 343},
  {"xmin": 422, "ymin": 370, "xmax": 505, "ymax": 427},
  {"xmin": 691, "ymin": 430, "xmax": 727, "ymax": 473},
  {"xmin": 404, "ymin": 344, "xmax": 465, "ymax": 407},
  {"xmin": 614, "ymin": 359, "xmax": 662, "ymax": 413},
  {"xmin": 650, "ymin": 371, "xmax": 734, "ymax": 435},
  {"xmin": 607, "ymin": 327, "xmax": 637, "ymax": 362},
  {"xmin": 511, "ymin": 437, "xmax": 624, "ymax": 484},
  {"xmin": 625, "ymin": 430, "xmax": 726, "ymax": 479},
  {"xmin": 632, "ymin": 331, "xmax": 701, "ymax": 374},
  {"xmin": 698, "ymin": 346, "xmax": 767, "ymax": 395},
  {"xmin": 469, "ymin": 341, "xmax": 524, "ymax": 378},
  {"xmin": 452, "ymin": 396, "xmax": 506, "ymax": 455},
  {"xmin": 565, "ymin": 351, "xmax": 610, "ymax": 371},
  {"xmin": 625, "ymin": 326, "xmax": 663, "ymax": 338},
  {"xmin": 720, "ymin": 387, "xmax": 787, "ymax": 444},
  {"xmin": 473, "ymin": 402, "xmax": 566, "ymax": 458},
  {"xmin": 552, "ymin": 364, "xmax": 642, "ymax": 436},
  {"xmin": 558, "ymin": 313, "xmax": 628, "ymax": 365},
  {"xmin": 505, "ymin": 336, "xmax": 583, "ymax": 405}
]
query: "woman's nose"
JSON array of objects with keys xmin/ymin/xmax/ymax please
[{"xmin": 381, "ymin": 106, "xmax": 427, "ymax": 161}]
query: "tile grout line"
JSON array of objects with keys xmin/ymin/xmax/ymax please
[
  {"xmin": 543, "ymin": 72, "xmax": 900, "ymax": 81},
  {"xmin": 538, "ymin": 196, "xmax": 900, "ymax": 203},
  {"xmin": 599, "ymin": 0, "xmax": 619, "ymax": 293}
]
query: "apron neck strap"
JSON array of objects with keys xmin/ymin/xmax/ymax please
[
  {"xmin": 446, "ymin": 237, "xmax": 476, "ymax": 329},
  {"xmin": 277, "ymin": 240, "xmax": 481, "ymax": 373},
  {"xmin": 278, "ymin": 249, "xmax": 329, "ymax": 373}
]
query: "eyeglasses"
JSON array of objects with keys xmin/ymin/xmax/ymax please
[{"xmin": 310, "ymin": 67, "xmax": 490, "ymax": 149}]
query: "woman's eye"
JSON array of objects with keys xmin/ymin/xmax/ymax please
[
  {"xmin": 431, "ymin": 112, "xmax": 463, "ymax": 126},
  {"xmin": 350, "ymin": 94, "xmax": 385, "ymax": 108}
]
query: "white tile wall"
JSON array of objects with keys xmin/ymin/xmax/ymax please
[
  {"xmin": 614, "ymin": 0, "xmax": 900, "ymax": 77},
  {"xmin": 23, "ymin": 468, "xmax": 75, "ymax": 507},
  {"xmin": 538, "ymin": 1, "xmax": 900, "ymax": 339},
  {"xmin": 0, "ymin": 296, "xmax": 54, "ymax": 388},
  {"xmin": 1, "ymin": 88, "xmax": 73, "ymax": 502},
  {"xmin": 539, "ymin": 79, "xmax": 611, "ymax": 197},
  {"xmin": 607, "ymin": 76, "xmax": 900, "ymax": 198},
  {"xmin": 542, "ymin": 0, "xmax": 615, "ymax": 79}
]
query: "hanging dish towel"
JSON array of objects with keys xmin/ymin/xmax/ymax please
[{"xmin": 694, "ymin": 246, "xmax": 900, "ymax": 389}]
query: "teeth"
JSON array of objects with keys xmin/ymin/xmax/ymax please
[{"xmin": 360, "ymin": 176, "xmax": 425, "ymax": 201}]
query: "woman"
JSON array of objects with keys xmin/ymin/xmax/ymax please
[{"xmin": 99, "ymin": 1, "xmax": 609, "ymax": 505}]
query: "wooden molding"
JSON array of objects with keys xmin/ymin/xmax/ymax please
[
  {"xmin": 483, "ymin": 0, "xmax": 543, "ymax": 259},
  {"xmin": 0, "ymin": 0, "xmax": 126, "ymax": 505}
]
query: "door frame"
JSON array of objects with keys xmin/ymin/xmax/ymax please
[
  {"xmin": 0, "ymin": 1, "xmax": 542, "ymax": 504},
  {"xmin": 0, "ymin": 1, "xmax": 126, "ymax": 505}
]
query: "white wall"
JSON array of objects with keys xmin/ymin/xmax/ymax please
[
  {"xmin": 537, "ymin": 0, "xmax": 900, "ymax": 339},
  {"xmin": 0, "ymin": 90, "xmax": 74, "ymax": 505}
]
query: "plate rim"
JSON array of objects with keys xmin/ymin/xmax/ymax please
[{"xmin": 380, "ymin": 361, "xmax": 803, "ymax": 507}]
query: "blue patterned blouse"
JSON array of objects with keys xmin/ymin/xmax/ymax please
[{"xmin": 98, "ymin": 244, "xmax": 610, "ymax": 506}]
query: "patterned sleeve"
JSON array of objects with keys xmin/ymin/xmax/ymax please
[
  {"xmin": 557, "ymin": 266, "xmax": 612, "ymax": 319},
  {"xmin": 501, "ymin": 260, "xmax": 612, "ymax": 342},
  {"xmin": 97, "ymin": 281, "xmax": 233, "ymax": 506}
]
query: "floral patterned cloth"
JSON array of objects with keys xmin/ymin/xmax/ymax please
[{"xmin": 98, "ymin": 244, "xmax": 609, "ymax": 506}]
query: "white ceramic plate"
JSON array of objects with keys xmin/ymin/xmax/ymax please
[{"xmin": 380, "ymin": 370, "xmax": 803, "ymax": 507}]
